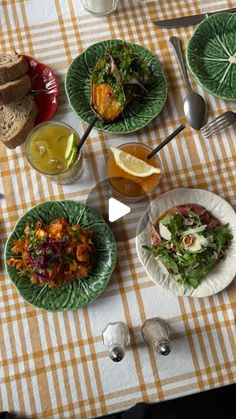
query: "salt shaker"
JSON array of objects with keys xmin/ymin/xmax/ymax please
[
  {"xmin": 141, "ymin": 317, "xmax": 171, "ymax": 356},
  {"xmin": 102, "ymin": 322, "xmax": 130, "ymax": 362}
]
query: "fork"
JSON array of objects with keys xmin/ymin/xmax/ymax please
[{"xmin": 201, "ymin": 111, "xmax": 236, "ymax": 138}]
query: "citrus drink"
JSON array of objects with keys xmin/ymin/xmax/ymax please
[
  {"xmin": 25, "ymin": 122, "xmax": 83, "ymax": 184},
  {"xmin": 107, "ymin": 142, "xmax": 161, "ymax": 199}
]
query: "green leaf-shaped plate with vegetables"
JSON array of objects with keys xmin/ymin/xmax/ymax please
[
  {"xmin": 136, "ymin": 188, "xmax": 236, "ymax": 297},
  {"xmin": 4, "ymin": 201, "xmax": 117, "ymax": 311},
  {"xmin": 187, "ymin": 13, "xmax": 236, "ymax": 100},
  {"xmin": 65, "ymin": 39, "xmax": 167, "ymax": 133}
]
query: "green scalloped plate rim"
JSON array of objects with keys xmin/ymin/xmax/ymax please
[
  {"xmin": 186, "ymin": 13, "xmax": 236, "ymax": 101},
  {"xmin": 4, "ymin": 200, "xmax": 117, "ymax": 311},
  {"xmin": 65, "ymin": 39, "xmax": 168, "ymax": 134}
]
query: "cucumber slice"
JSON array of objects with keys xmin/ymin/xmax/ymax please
[
  {"xmin": 65, "ymin": 133, "xmax": 77, "ymax": 160},
  {"xmin": 66, "ymin": 146, "xmax": 78, "ymax": 169}
]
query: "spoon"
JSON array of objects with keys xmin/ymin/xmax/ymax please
[{"xmin": 169, "ymin": 36, "xmax": 208, "ymax": 130}]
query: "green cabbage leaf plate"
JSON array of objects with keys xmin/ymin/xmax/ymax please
[
  {"xmin": 4, "ymin": 201, "xmax": 117, "ymax": 311},
  {"xmin": 187, "ymin": 13, "xmax": 236, "ymax": 100},
  {"xmin": 65, "ymin": 39, "xmax": 167, "ymax": 134}
]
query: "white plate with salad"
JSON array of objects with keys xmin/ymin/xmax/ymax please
[{"xmin": 136, "ymin": 188, "xmax": 236, "ymax": 297}]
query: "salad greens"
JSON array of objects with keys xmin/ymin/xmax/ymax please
[
  {"xmin": 92, "ymin": 44, "xmax": 151, "ymax": 106},
  {"xmin": 143, "ymin": 208, "xmax": 233, "ymax": 290}
]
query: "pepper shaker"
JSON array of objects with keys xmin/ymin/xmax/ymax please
[
  {"xmin": 141, "ymin": 317, "xmax": 171, "ymax": 355},
  {"xmin": 102, "ymin": 322, "xmax": 130, "ymax": 362}
]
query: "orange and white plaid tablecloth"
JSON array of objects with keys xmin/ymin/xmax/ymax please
[{"xmin": 0, "ymin": 0, "xmax": 235, "ymax": 418}]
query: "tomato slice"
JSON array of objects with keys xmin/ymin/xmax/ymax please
[{"xmin": 23, "ymin": 55, "xmax": 59, "ymax": 125}]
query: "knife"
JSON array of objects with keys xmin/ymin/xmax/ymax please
[{"xmin": 154, "ymin": 7, "xmax": 236, "ymax": 28}]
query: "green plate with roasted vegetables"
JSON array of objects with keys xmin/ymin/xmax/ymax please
[
  {"xmin": 4, "ymin": 200, "xmax": 117, "ymax": 311},
  {"xmin": 65, "ymin": 39, "xmax": 167, "ymax": 134}
]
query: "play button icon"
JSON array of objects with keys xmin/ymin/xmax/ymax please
[
  {"xmin": 108, "ymin": 198, "xmax": 131, "ymax": 222},
  {"xmin": 86, "ymin": 178, "xmax": 151, "ymax": 242}
]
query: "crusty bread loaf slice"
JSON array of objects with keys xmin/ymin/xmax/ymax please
[
  {"xmin": 0, "ymin": 53, "xmax": 28, "ymax": 84},
  {"xmin": 0, "ymin": 96, "xmax": 38, "ymax": 149},
  {"xmin": 0, "ymin": 74, "xmax": 31, "ymax": 105}
]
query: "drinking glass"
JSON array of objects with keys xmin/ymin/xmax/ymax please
[
  {"xmin": 25, "ymin": 121, "xmax": 83, "ymax": 185},
  {"xmin": 81, "ymin": 0, "xmax": 119, "ymax": 16},
  {"xmin": 107, "ymin": 142, "xmax": 162, "ymax": 203}
]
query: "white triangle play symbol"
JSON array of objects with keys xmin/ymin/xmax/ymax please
[{"xmin": 108, "ymin": 198, "xmax": 131, "ymax": 222}]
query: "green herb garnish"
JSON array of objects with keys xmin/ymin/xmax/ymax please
[{"xmin": 92, "ymin": 44, "xmax": 151, "ymax": 107}]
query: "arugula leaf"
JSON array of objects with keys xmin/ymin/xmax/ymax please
[
  {"xmin": 161, "ymin": 214, "xmax": 182, "ymax": 240},
  {"xmin": 143, "ymin": 245, "xmax": 179, "ymax": 273},
  {"xmin": 188, "ymin": 211, "xmax": 201, "ymax": 226},
  {"xmin": 157, "ymin": 250, "xmax": 179, "ymax": 274},
  {"xmin": 159, "ymin": 215, "xmax": 173, "ymax": 226},
  {"xmin": 211, "ymin": 226, "xmax": 233, "ymax": 256},
  {"xmin": 187, "ymin": 276, "xmax": 200, "ymax": 289},
  {"xmin": 184, "ymin": 260, "xmax": 216, "ymax": 288},
  {"xmin": 177, "ymin": 252, "xmax": 198, "ymax": 267}
]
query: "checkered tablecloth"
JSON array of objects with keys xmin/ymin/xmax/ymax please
[{"xmin": 0, "ymin": 0, "xmax": 235, "ymax": 418}]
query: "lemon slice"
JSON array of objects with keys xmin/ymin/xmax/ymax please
[{"xmin": 110, "ymin": 146, "xmax": 161, "ymax": 177}]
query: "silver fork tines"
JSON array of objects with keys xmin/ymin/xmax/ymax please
[{"xmin": 201, "ymin": 111, "xmax": 236, "ymax": 138}]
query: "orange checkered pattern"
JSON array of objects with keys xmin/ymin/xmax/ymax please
[{"xmin": 0, "ymin": 1, "xmax": 235, "ymax": 418}]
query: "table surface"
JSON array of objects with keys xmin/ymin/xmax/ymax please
[{"xmin": 0, "ymin": 0, "xmax": 235, "ymax": 418}]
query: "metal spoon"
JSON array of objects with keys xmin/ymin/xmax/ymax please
[{"xmin": 169, "ymin": 36, "xmax": 208, "ymax": 130}]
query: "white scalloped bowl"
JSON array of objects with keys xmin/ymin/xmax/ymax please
[{"xmin": 136, "ymin": 188, "xmax": 236, "ymax": 298}]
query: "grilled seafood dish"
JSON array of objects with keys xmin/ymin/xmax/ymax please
[{"xmin": 91, "ymin": 44, "xmax": 151, "ymax": 122}]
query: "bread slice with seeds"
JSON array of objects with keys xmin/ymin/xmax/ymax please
[
  {"xmin": 0, "ymin": 53, "xmax": 28, "ymax": 84},
  {"xmin": 0, "ymin": 74, "xmax": 31, "ymax": 105},
  {"xmin": 0, "ymin": 96, "xmax": 38, "ymax": 149}
]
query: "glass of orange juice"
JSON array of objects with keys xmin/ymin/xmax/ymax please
[
  {"xmin": 25, "ymin": 121, "xmax": 83, "ymax": 184},
  {"xmin": 107, "ymin": 142, "xmax": 161, "ymax": 202}
]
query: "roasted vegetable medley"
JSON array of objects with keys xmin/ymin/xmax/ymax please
[{"xmin": 7, "ymin": 218, "xmax": 94, "ymax": 288}]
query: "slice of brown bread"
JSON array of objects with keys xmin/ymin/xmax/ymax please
[
  {"xmin": 0, "ymin": 54, "xmax": 28, "ymax": 85},
  {"xmin": 0, "ymin": 74, "xmax": 31, "ymax": 105},
  {"xmin": 0, "ymin": 96, "xmax": 38, "ymax": 149}
]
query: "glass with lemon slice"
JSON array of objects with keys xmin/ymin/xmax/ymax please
[
  {"xmin": 25, "ymin": 122, "xmax": 83, "ymax": 184},
  {"xmin": 107, "ymin": 143, "xmax": 161, "ymax": 201}
]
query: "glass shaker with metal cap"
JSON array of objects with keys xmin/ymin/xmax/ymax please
[
  {"xmin": 102, "ymin": 322, "xmax": 130, "ymax": 362},
  {"xmin": 81, "ymin": 0, "xmax": 119, "ymax": 16},
  {"xmin": 141, "ymin": 317, "xmax": 171, "ymax": 355}
]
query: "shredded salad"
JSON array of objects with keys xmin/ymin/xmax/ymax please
[
  {"xmin": 7, "ymin": 218, "xmax": 94, "ymax": 288},
  {"xmin": 143, "ymin": 204, "xmax": 233, "ymax": 289}
]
